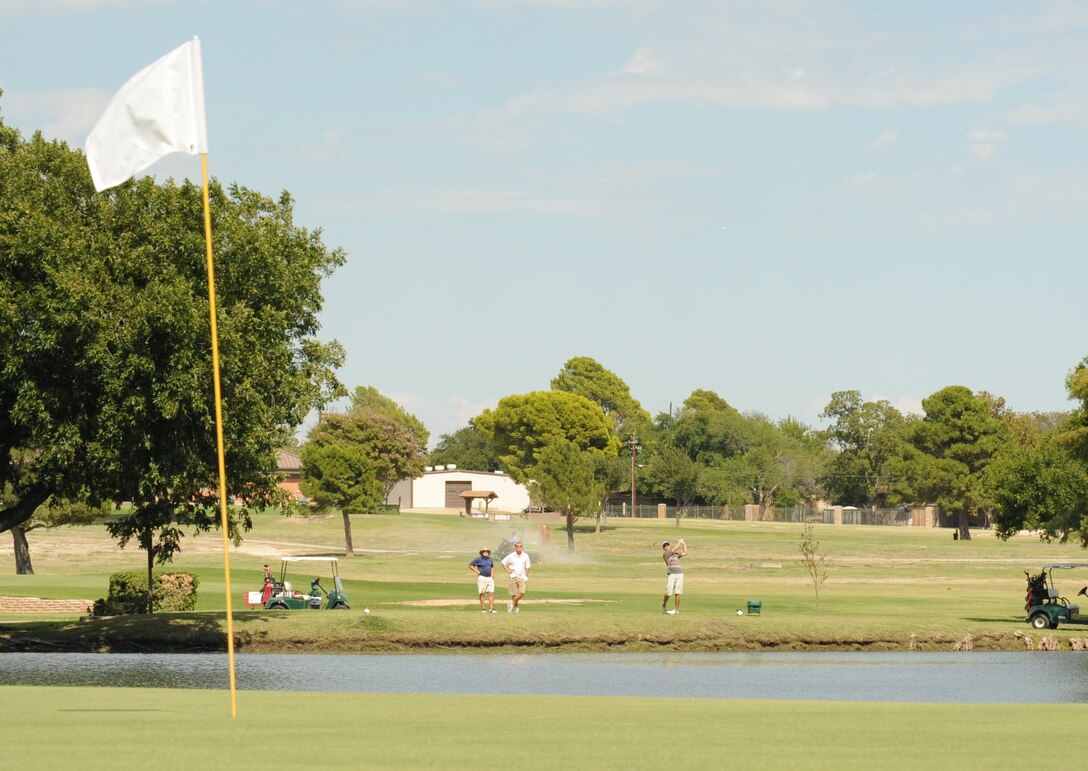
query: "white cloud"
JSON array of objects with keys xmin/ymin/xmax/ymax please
[
  {"xmin": 1005, "ymin": 92, "xmax": 1085, "ymax": 126},
  {"xmin": 865, "ymin": 129, "xmax": 899, "ymax": 153},
  {"xmin": 966, "ymin": 128, "xmax": 1007, "ymax": 164},
  {"xmin": 836, "ymin": 171, "xmax": 917, "ymax": 201},
  {"xmin": 322, "ymin": 129, "xmax": 348, "ymax": 146},
  {"xmin": 894, "ymin": 396, "xmax": 924, "ymax": 416},
  {"xmin": 2, "ymin": 88, "xmax": 108, "ymax": 145},
  {"xmin": 325, "ymin": 186, "xmax": 618, "ymax": 216},
  {"xmin": 445, "ymin": 2, "xmax": 1086, "ymax": 136},
  {"xmin": 621, "ymin": 47, "xmax": 666, "ymax": 75},
  {"xmin": 871, "ymin": 394, "xmax": 924, "ymax": 417},
  {"xmin": 0, "ymin": 0, "xmax": 166, "ymax": 20}
]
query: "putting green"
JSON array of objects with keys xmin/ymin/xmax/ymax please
[{"xmin": 5, "ymin": 685, "xmax": 1087, "ymax": 770}]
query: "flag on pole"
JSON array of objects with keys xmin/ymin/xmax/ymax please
[
  {"xmin": 85, "ymin": 38, "xmax": 207, "ymax": 192},
  {"xmin": 84, "ymin": 37, "xmax": 240, "ymax": 718}
]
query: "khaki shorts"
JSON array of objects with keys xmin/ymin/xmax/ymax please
[
  {"xmin": 508, "ymin": 577, "xmax": 527, "ymax": 596},
  {"xmin": 665, "ymin": 573, "xmax": 684, "ymax": 596},
  {"xmin": 477, "ymin": 575, "xmax": 495, "ymax": 594}
]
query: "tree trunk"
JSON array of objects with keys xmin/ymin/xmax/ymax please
[
  {"xmin": 0, "ymin": 483, "xmax": 50, "ymax": 534},
  {"xmin": 565, "ymin": 510, "xmax": 575, "ymax": 552},
  {"xmin": 595, "ymin": 511, "xmax": 601, "ymax": 535},
  {"xmin": 144, "ymin": 531, "xmax": 155, "ymax": 614},
  {"xmin": 12, "ymin": 526, "xmax": 33, "ymax": 575},
  {"xmin": 342, "ymin": 510, "xmax": 355, "ymax": 557},
  {"xmin": 957, "ymin": 510, "xmax": 972, "ymax": 541}
]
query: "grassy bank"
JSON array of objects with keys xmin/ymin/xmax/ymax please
[{"xmin": 4, "ymin": 511, "xmax": 1088, "ymax": 652}]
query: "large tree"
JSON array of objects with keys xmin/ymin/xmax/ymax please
[
  {"xmin": 1058, "ymin": 357, "xmax": 1088, "ymax": 462},
  {"xmin": 478, "ymin": 390, "xmax": 619, "ymax": 549},
  {"xmin": 819, "ymin": 391, "xmax": 909, "ymax": 507},
  {"xmin": 989, "ymin": 434, "xmax": 1088, "ymax": 545},
  {"xmin": 550, "ymin": 356, "xmax": 651, "ymax": 437},
  {"xmin": 531, "ymin": 439, "xmax": 606, "ymax": 551},
  {"xmin": 989, "ymin": 363, "xmax": 1088, "ymax": 545},
  {"xmin": 892, "ymin": 386, "xmax": 1013, "ymax": 540},
  {"xmin": 645, "ymin": 446, "xmax": 702, "ymax": 528},
  {"xmin": 301, "ymin": 411, "xmax": 426, "ymax": 555},
  {"xmin": 477, "ymin": 390, "xmax": 620, "ymax": 482},
  {"xmin": 0, "ymin": 102, "xmax": 346, "ymax": 570}
]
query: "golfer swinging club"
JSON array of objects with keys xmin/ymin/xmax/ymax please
[{"xmin": 661, "ymin": 538, "xmax": 687, "ymax": 614}]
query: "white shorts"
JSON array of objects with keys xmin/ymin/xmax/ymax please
[
  {"xmin": 477, "ymin": 575, "xmax": 495, "ymax": 594},
  {"xmin": 665, "ymin": 573, "xmax": 684, "ymax": 596}
]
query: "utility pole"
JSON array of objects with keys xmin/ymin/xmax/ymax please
[{"xmin": 628, "ymin": 432, "xmax": 639, "ymax": 517}]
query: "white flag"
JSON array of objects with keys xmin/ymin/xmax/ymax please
[{"xmin": 85, "ymin": 38, "xmax": 208, "ymax": 192}]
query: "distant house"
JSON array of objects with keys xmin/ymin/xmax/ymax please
[
  {"xmin": 276, "ymin": 449, "xmax": 304, "ymax": 501},
  {"xmin": 385, "ymin": 466, "xmax": 530, "ymax": 513}
]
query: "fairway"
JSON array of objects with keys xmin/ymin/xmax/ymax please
[
  {"xmin": 5, "ymin": 511, "xmax": 1088, "ymax": 651},
  {"xmin": 3, "ymin": 684, "xmax": 1086, "ymax": 770}
]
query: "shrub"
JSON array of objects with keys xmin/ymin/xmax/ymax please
[{"xmin": 92, "ymin": 571, "xmax": 200, "ymax": 615}]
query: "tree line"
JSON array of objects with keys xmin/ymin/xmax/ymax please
[
  {"xmin": 310, "ymin": 355, "xmax": 1088, "ymax": 553},
  {"xmin": 4, "ymin": 98, "xmax": 1087, "ymax": 573}
]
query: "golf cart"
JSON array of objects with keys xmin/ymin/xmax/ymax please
[
  {"xmin": 1023, "ymin": 563, "xmax": 1088, "ymax": 630},
  {"xmin": 250, "ymin": 557, "xmax": 350, "ymax": 610}
]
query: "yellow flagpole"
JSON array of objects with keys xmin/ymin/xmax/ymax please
[{"xmin": 201, "ymin": 153, "xmax": 238, "ymax": 717}]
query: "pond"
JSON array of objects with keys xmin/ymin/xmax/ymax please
[{"xmin": 4, "ymin": 651, "xmax": 1088, "ymax": 703}]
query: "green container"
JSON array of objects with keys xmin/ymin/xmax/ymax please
[{"xmin": 746, "ymin": 600, "xmax": 762, "ymax": 615}]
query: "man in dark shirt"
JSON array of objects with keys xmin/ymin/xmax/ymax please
[{"xmin": 469, "ymin": 548, "xmax": 497, "ymax": 613}]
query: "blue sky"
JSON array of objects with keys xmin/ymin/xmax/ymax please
[{"xmin": 3, "ymin": 1, "xmax": 1087, "ymax": 443}]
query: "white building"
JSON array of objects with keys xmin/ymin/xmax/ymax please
[{"xmin": 385, "ymin": 466, "xmax": 530, "ymax": 513}]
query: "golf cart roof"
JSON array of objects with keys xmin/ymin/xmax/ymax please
[
  {"xmin": 280, "ymin": 556, "xmax": 339, "ymax": 563},
  {"xmin": 1042, "ymin": 563, "xmax": 1088, "ymax": 570}
]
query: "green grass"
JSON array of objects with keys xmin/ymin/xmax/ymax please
[
  {"xmin": 4, "ymin": 685, "xmax": 1087, "ymax": 770},
  {"xmin": 5, "ymin": 512, "xmax": 1088, "ymax": 651},
  {"xmin": 5, "ymin": 516, "xmax": 1088, "ymax": 769}
]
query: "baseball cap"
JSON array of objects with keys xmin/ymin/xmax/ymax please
[
  {"xmin": 479, "ymin": 548, "xmax": 491, "ymax": 555},
  {"xmin": 661, "ymin": 541, "xmax": 670, "ymax": 547}
]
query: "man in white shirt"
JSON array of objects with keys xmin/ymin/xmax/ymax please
[{"xmin": 501, "ymin": 541, "xmax": 531, "ymax": 613}]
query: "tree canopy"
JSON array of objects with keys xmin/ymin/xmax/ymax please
[
  {"xmin": 550, "ymin": 356, "xmax": 651, "ymax": 436},
  {"xmin": 531, "ymin": 439, "xmax": 606, "ymax": 551},
  {"xmin": 820, "ymin": 390, "xmax": 909, "ymax": 507},
  {"xmin": 301, "ymin": 410, "xmax": 426, "ymax": 555},
  {"xmin": 0, "ymin": 103, "xmax": 345, "ymax": 565},
  {"xmin": 430, "ymin": 423, "xmax": 501, "ymax": 472},
  {"xmin": 349, "ymin": 385, "xmax": 430, "ymax": 449},
  {"xmin": 893, "ymin": 386, "xmax": 1013, "ymax": 540},
  {"xmin": 477, "ymin": 390, "xmax": 621, "ymax": 484}
]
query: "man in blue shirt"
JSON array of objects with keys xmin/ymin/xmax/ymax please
[{"xmin": 469, "ymin": 548, "xmax": 497, "ymax": 613}]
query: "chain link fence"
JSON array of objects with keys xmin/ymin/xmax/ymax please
[{"xmin": 602, "ymin": 503, "xmax": 930, "ymax": 527}]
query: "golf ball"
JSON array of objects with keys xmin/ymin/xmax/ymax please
[
  {"xmin": 736, "ymin": 609, "xmax": 743, "ymax": 616},
  {"xmin": 364, "ymin": 608, "xmax": 370, "ymax": 614}
]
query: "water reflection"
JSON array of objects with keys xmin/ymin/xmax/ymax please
[{"xmin": 3, "ymin": 651, "xmax": 1088, "ymax": 703}]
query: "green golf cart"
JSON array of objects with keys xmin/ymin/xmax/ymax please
[
  {"xmin": 260, "ymin": 557, "xmax": 350, "ymax": 610},
  {"xmin": 1023, "ymin": 563, "xmax": 1088, "ymax": 630}
]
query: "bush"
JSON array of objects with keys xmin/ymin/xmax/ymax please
[{"xmin": 92, "ymin": 571, "xmax": 200, "ymax": 616}]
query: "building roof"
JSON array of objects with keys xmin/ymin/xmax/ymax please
[
  {"xmin": 458, "ymin": 490, "xmax": 498, "ymax": 500},
  {"xmin": 276, "ymin": 449, "xmax": 302, "ymax": 472}
]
